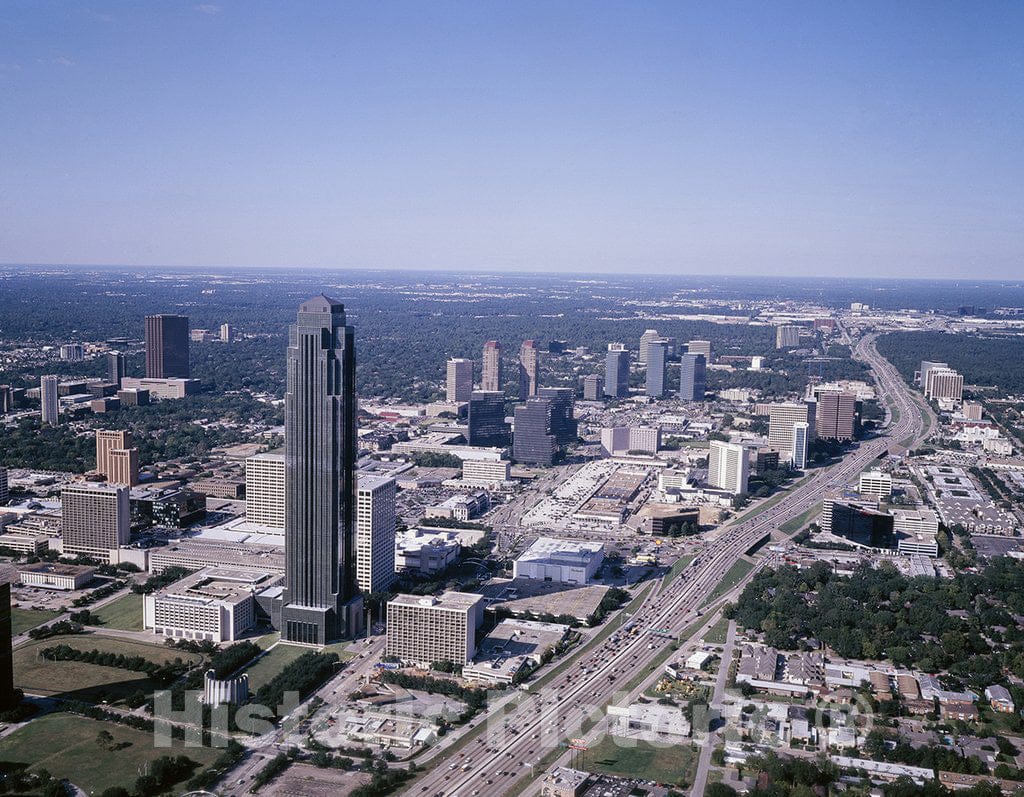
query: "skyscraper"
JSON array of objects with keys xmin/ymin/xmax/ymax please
[
  {"xmin": 281, "ymin": 295, "xmax": 360, "ymax": 646},
  {"xmin": 519, "ymin": 340, "xmax": 540, "ymax": 399},
  {"xmin": 924, "ymin": 368, "xmax": 964, "ymax": 401},
  {"xmin": 687, "ymin": 340, "xmax": 713, "ymax": 362},
  {"xmin": 356, "ymin": 475, "xmax": 397, "ymax": 594},
  {"xmin": 708, "ymin": 441, "xmax": 750, "ymax": 495},
  {"xmin": 446, "ymin": 358, "xmax": 474, "ymax": 403},
  {"xmin": 792, "ymin": 421, "xmax": 810, "ymax": 470},
  {"xmin": 220, "ymin": 323, "xmax": 234, "ymax": 343},
  {"xmin": 40, "ymin": 375, "xmax": 59, "ymax": 426},
  {"xmin": 245, "ymin": 452, "xmax": 286, "ymax": 532},
  {"xmin": 108, "ymin": 448, "xmax": 140, "ymax": 487},
  {"xmin": 815, "ymin": 391, "xmax": 857, "ymax": 441},
  {"xmin": 482, "ymin": 340, "xmax": 503, "ymax": 393},
  {"xmin": 645, "ymin": 340, "xmax": 669, "ymax": 398},
  {"xmin": 513, "ymin": 399, "xmax": 558, "ymax": 466},
  {"xmin": 604, "ymin": 344, "xmax": 629, "ymax": 399},
  {"xmin": 107, "ymin": 351, "xmax": 126, "ymax": 386},
  {"xmin": 775, "ymin": 325, "xmax": 801, "ymax": 349},
  {"xmin": 0, "ymin": 467, "xmax": 8, "ymax": 504},
  {"xmin": 96, "ymin": 430, "xmax": 131, "ymax": 478},
  {"xmin": 638, "ymin": 329, "xmax": 660, "ymax": 365},
  {"xmin": 583, "ymin": 374, "xmax": 604, "ymax": 401},
  {"xmin": 678, "ymin": 354, "xmax": 706, "ymax": 402},
  {"xmin": 61, "ymin": 482, "xmax": 130, "ymax": 562},
  {"xmin": 0, "ymin": 572, "xmax": 14, "ymax": 709},
  {"xmin": 468, "ymin": 391, "xmax": 509, "ymax": 447},
  {"xmin": 145, "ymin": 314, "xmax": 190, "ymax": 378},
  {"xmin": 768, "ymin": 401, "xmax": 817, "ymax": 457},
  {"xmin": 537, "ymin": 387, "xmax": 577, "ymax": 446}
]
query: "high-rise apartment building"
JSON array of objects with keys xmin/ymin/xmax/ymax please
[
  {"xmin": 537, "ymin": 387, "xmax": 577, "ymax": 446},
  {"xmin": 775, "ymin": 325, "xmax": 801, "ymax": 349},
  {"xmin": 281, "ymin": 295, "xmax": 360, "ymax": 646},
  {"xmin": 40, "ymin": 375, "xmax": 59, "ymax": 426},
  {"xmin": 582, "ymin": 374, "xmax": 603, "ymax": 401},
  {"xmin": 686, "ymin": 340, "xmax": 713, "ymax": 362},
  {"xmin": 816, "ymin": 390, "xmax": 857, "ymax": 441},
  {"xmin": 220, "ymin": 323, "xmax": 234, "ymax": 343},
  {"xmin": 638, "ymin": 329, "xmax": 660, "ymax": 365},
  {"xmin": 446, "ymin": 358, "xmax": 474, "ymax": 403},
  {"xmin": 768, "ymin": 401, "xmax": 817, "ymax": 457},
  {"xmin": 678, "ymin": 353, "xmax": 706, "ymax": 401},
  {"xmin": 645, "ymin": 340, "xmax": 669, "ymax": 397},
  {"xmin": 145, "ymin": 314, "xmax": 190, "ymax": 378},
  {"xmin": 468, "ymin": 390, "xmax": 510, "ymax": 447},
  {"xmin": 708, "ymin": 441, "xmax": 750, "ymax": 495},
  {"xmin": 245, "ymin": 453, "xmax": 286, "ymax": 531},
  {"xmin": 513, "ymin": 399, "xmax": 557, "ymax": 466},
  {"xmin": 792, "ymin": 421, "xmax": 810, "ymax": 470},
  {"xmin": 519, "ymin": 340, "xmax": 540, "ymax": 399},
  {"xmin": 385, "ymin": 591, "xmax": 485, "ymax": 667},
  {"xmin": 924, "ymin": 367, "xmax": 964, "ymax": 401},
  {"xmin": 96, "ymin": 430, "xmax": 131, "ymax": 477},
  {"xmin": 604, "ymin": 344, "xmax": 630, "ymax": 399},
  {"xmin": 61, "ymin": 482, "xmax": 130, "ymax": 562},
  {"xmin": 107, "ymin": 351, "xmax": 126, "ymax": 386},
  {"xmin": 356, "ymin": 475, "xmax": 397, "ymax": 594},
  {"xmin": 482, "ymin": 340, "xmax": 503, "ymax": 392}
]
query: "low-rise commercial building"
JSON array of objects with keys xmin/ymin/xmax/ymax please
[
  {"xmin": 513, "ymin": 537, "xmax": 604, "ymax": 585},
  {"xmin": 17, "ymin": 562, "xmax": 95, "ymax": 590}
]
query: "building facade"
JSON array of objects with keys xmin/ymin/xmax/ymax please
[
  {"xmin": 245, "ymin": 452, "xmax": 286, "ymax": 531},
  {"xmin": 385, "ymin": 592, "xmax": 485, "ymax": 666},
  {"xmin": 356, "ymin": 474, "xmax": 397, "ymax": 594},
  {"xmin": 678, "ymin": 353, "xmax": 706, "ymax": 401},
  {"xmin": 816, "ymin": 390, "xmax": 857, "ymax": 441},
  {"xmin": 468, "ymin": 390, "xmax": 509, "ymax": 447},
  {"xmin": 40, "ymin": 375, "xmax": 59, "ymax": 426},
  {"xmin": 518, "ymin": 340, "xmax": 540, "ymax": 399},
  {"xmin": 645, "ymin": 340, "xmax": 669, "ymax": 397},
  {"xmin": 144, "ymin": 314, "xmax": 190, "ymax": 378},
  {"xmin": 61, "ymin": 482, "xmax": 130, "ymax": 562},
  {"xmin": 513, "ymin": 399, "xmax": 557, "ymax": 465},
  {"xmin": 446, "ymin": 358, "xmax": 474, "ymax": 403},
  {"xmin": 482, "ymin": 340, "xmax": 502, "ymax": 392},
  {"xmin": 604, "ymin": 344, "xmax": 630, "ymax": 398},
  {"xmin": 708, "ymin": 441, "xmax": 750, "ymax": 495}
]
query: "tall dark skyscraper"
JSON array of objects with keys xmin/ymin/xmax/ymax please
[
  {"xmin": 468, "ymin": 390, "xmax": 510, "ymax": 447},
  {"xmin": 144, "ymin": 314, "xmax": 190, "ymax": 378},
  {"xmin": 0, "ymin": 569, "xmax": 14, "ymax": 709},
  {"xmin": 645, "ymin": 340, "xmax": 669, "ymax": 397},
  {"xmin": 107, "ymin": 351, "xmax": 126, "ymax": 386},
  {"xmin": 513, "ymin": 399, "xmax": 557, "ymax": 466},
  {"xmin": 678, "ymin": 353, "xmax": 707, "ymax": 401},
  {"xmin": 281, "ymin": 295, "xmax": 360, "ymax": 646},
  {"xmin": 537, "ymin": 387, "xmax": 577, "ymax": 446},
  {"xmin": 604, "ymin": 344, "xmax": 629, "ymax": 398}
]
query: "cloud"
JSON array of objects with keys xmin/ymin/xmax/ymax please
[
  {"xmin": 53, "ymin": 56, "xmax": 75, "ymax": 67},
  {"xmin": 195, "ymin": 3, "xmax": 221, "ymax": 14}
]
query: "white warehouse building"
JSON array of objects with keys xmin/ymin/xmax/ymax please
[{"xmin": 512, "ymin": 537, "xmax": 604, "ymax": 585}]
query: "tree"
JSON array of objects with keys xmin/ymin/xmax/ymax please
[{"xmin": 95, "ymin": 729, "xmax": 115, "ymax": 750}]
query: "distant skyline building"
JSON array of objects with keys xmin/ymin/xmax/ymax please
[
  {"xmin": 815, "ymin": 390, "xmax": 857, "ymax": 441},
  {"xmin": 61, "ymin": 482, "xmax": 130, "ymax": 562},
  {"xmin": 446, "ymin": 357, "xmax": 474, "ymax": 403},
  {"xmin": 481, "ymin": 340, "xmax": 503, "ymax": 393},
  {"xmin": 513, "ymin": 399, "xmax": 557, "ymax": 466},
  {"xmin": 583, "ymin": 374, "xmax": 603, "ymax": 401},
  {"xmin": 356, "ymin": 474, "xmax": 397, "ymax": 594},
  {"xmin": 60, "ymin": 343, "xmax": 84, "ymax": 362},
  {"xmin": 645, "ymin": 340, "xmax": 669, "ymax": 397},
  {"xmin": 708, "ymin": 440, "xmax": 749, "ymax": 495},
  {"xmin": 686, "ymin": 339, "xmax": 713, "ymax": 362},
  {"xmin": 107, "ymin": 351, "xmax": 126, "ymax": 386},
  {"xmin": 144, "ymin": 314, "xmax": 190, "ymax": 378},
  {"xmin": 518, "ymin": 340, "xmax": 540, "ymax": 399},
  {"xmin": 537, "ymin": 387, "xmax": 577, "ymax": 446},
  {"xmin": 40, "ymin": 374, "xmax": 59, "ymax": 426},
  {"xmin": 678, "ymin": 353, "xmax": 706, "ymax": 401},
  {"xmin": 604, "ymin": 344, "xmax": 630, "ymax": 399},
  {"xmin": 775, "ymin": 324, "xmax": 802, "ymax": 349},
  {"xmin": 281, "ymin": 295, "xmax": 360, "ymax": 646},
  {"xmin": 219, "ymin": 323, "xmax": 234, "ymax": 343},
  {"xmin": 0, "ymin": 467, "xmax": 7, "ymax": 504},
  {"xmin": 468, "ymin": 390, "xmax": 509, "ymax": 447},
  {"xmin": 792, "ymin": 421, "xmax": 810, "ymax": 470}
]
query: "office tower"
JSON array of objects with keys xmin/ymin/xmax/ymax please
[
  {"xmin": 513, "ymin": 400, "xmax": 557, "ymax": 465},
  {"xmin": 468, "ymin": 391, "xmax": 509, "ymax": 447},
  {"xmin": 518, "ymin": 340, "xmax": 540, "ymax": 399},
  {"xmin": 678, "ymin": 354, "xmax": 707, "ymax": 401},
  {"xmin": 446, "ymin": 358, "xmax": 474, "ymax": 403},
  {"xmin": 144, "ymin": 314, "xmax": 190, "ymax": 378},
  {"xmin": 583, "ymin": 374, "xmax": 603, "ymax": 401},
  {"xmin": 792, "ymin": 421, "xmax": 810, "ymax": 470},
  {"xmin": 61, "ymin": 482, "xmax": 130, "ymax": 562},
  {"xmin": 220, "ymin": 323, "xmax": 234, "ymax": 343},
  {"xmin": 60, "ymin": 343, "xmax": 84, "ymax": 362},
  {"xmin": 917, "ymin": 360, "xmax": 948, "ymax": 386},
  {"xmin": 816, "ymin": 391, "xmax": 857, "ymax": 441},
  {"xmin": 645, "ymin": 340, "xmax": 669, "ymax": 397},
  {"xmin": 604, "ymin": 344, "xmax": 630, "ymax": 399},
  {"xmin": 687, "ymin": 339, "xmax": 713, "ymax": 362},
  {"xmin": 768, "ymin": 401, "xmax": 817, "ymax": 457},
  {"xmin": 859, "ymin": 470, "xmax": 893, "ymax": 500},
  {"xmin": 245, "ymin": 453, "xmax": 286, "ymax": 531},
  {"xmin": 961, "ymin": 401, "xmax": 983, "ymax": 421},
  {"xmin": 482, "ymin": 340, "xmax": 503, "ymax": 392},
  {"xmin": 386, "ymin": 591, "xmax": 485, "ymax": 667},
  {"xmin": 0, "ymin": 576, "xmax": 13, "ymax": 709},
  {"xmin": 537, "ymin": 387, "xmax": 577, "ymax": 445},
  {"xmin": 708, "ymin": 440, "xmax": 750, "ymax": 495},
  {"xmin": 96, "ymin": 430, "xmax": 132, "ymax": 478},
  {"xmin": 924, "ymin": 368, "xmax": 964, "ymax": 401},
  {"xmin": 281, "ymin": 295, "xmax": 360, "ymax": 646},
  {"xmin": 775, "ymin": 325, "xmax": 801, "ymax": 349},
  {"xmin": 0, "ymin": 467, "xmax": 7, "ymax": 504},
  {"xmin": 40, "ymin": 375, "xmax": 59, "ymax": 426},
  {"xmin": 638, "ymin": 329, "xmax": 661, "ymax": 365},
  {"xmin": 0, "ymin": 385, "xmax": 12, "ymax": 414},
  {"xmin": 628, "ymin": 426, "xmax": 661, "ymax": 454},
  {"xmin": 356, "ymin": 475, "xmax": 397, "ymax": 594},
  {"xmin": 107, "ymin": 351, "xmax": 126, "ymax": 386},
  {"xmin": 108, "ymin": 448, "xmax": 140, "ymax": 486}
]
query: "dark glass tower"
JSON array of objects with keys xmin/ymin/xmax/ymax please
[
  {"xmin": 645, "ymin": 340, "xmax": 669, "ymax": 397},
  {"xmin": 468, "ymin": 390, "xmax": 510, "ymax": 447},
  {"xmin": 513, "ymin": 399, "xmax": 557, "ymax": 465},
  {"xmin": 144, "ymin": 314, "xmax": 190, "ymax": 378},
  {"xmin": 604, "ymin": 347, "xmax": 629, "ymax": 398},
  {"xmin": 281, "ymin": 295, "xmax": 360, "ymax": 645},
  {"xmin": 107, "ymin": 351, "xmax": 126, "ymax": 386},
  {"xmin": 678, "ymin": 353, "xmax": 706, "ymax": 401},
  {"xmin": 537, "ymin": 387, "xmax": 577, "ymax": 446}
]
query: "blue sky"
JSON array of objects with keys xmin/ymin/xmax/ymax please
[{"xmin": 1, "ymin": 1, "xmax": 1021, "ymax": 277}]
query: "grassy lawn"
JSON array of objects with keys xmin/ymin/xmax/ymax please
[
  {"xmin": 700, "ymin": 559, "xmax": 754, "ymax": 608},
  {"xmin": 585, "ymin": 735, "xmax": 698, "ymax": 786},
  {"xmin": 662, "ymin": 555, "xmax": 694, "ymax": 587},
  {"xmin": 242, "ymin": 643, "xmax": 311, "ymax": 690},
  {"xmin": 0, "ymin": 713, "xmax": 221, "ymax": 794},
  {"xmin": 90, "ymin": 592, "xmax": 144, "ymax": 630},
  {"xmin": 10, "ymin": 607, "xmax": 61, "ymax": 635},
  {"xmin": 779, "ymin": 502, "xmax": 821, "ymax": 535},
  {"xmin": 14, "ymin": 634, "xmax": 203, "ymax": 704},
  {"xmin": 703, "ymin": 615, "xmax": 731, "ymax": 645}
]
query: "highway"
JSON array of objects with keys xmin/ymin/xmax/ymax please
[{"xmin": 402, "ymin": 333, "xmax": 934, "ymax": 797}]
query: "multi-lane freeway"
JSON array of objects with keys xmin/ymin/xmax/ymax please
[{"xmin": 402, "ymin": 333, "xmax": 934, "ymax": 797}]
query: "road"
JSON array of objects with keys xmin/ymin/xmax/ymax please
[{"xmin": 402, "ymin": 332, "xmax": 934, "ymax": 797}]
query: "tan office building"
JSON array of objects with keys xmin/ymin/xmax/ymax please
[{"xmin": 386, "ymin": 592, "xmax": 485, "ymax": 666}]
